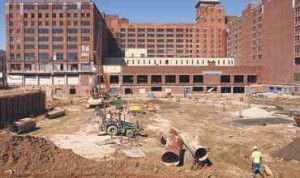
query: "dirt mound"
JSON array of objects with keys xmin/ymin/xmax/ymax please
[
  {"xmin": 272, "ymin": 138, "xmax": 300, "ymax": 161},
  {"xmin": 0, "ymin": 131, "xmax": 234, "ymax": 178}
]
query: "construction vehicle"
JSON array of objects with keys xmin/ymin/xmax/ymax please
[
  {"xmin": 87, "ymin": 65, "xmax": 114, "ymax": 108},
  {"xmin": 98, "ymin": 109, "xmax": 147, "ymax": 138}
]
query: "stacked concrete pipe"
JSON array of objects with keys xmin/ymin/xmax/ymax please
[{"xmin": 160, "ymin": 128, "xmax": 184, "ymax": 166}]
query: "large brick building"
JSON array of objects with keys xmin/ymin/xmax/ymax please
[
  {"xmin": 6, "ymin": 0, "xmax": 107, "ymax": 97},
  {"xmin": 105, "ymin": 0, "xmax": 226, "ymax": 58},
  {"xmin": 6, "ymin": 0, "xmax": 300, "ymax": 97},
  {"xmin": 102, "ymin": 0, "xmax": 261, "ymax": 95},
  {"xmin": 226, "ymin": 0, "xmax": 297, "ymax": 86}
]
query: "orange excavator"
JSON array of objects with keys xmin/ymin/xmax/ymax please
[{"xmin": 87, "ymin": 65, "xmax": 112, "ymax": 108}]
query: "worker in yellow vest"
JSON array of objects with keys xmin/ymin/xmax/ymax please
[{"xmin": 251, "ymin": 146, "xmax": 264, "ymax": 178}]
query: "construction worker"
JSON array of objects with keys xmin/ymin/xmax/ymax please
[
  {"xmin": 116, "ymin": 96, "xmax": 123, "ymax": 110},
  {"xmin": 251, "ymin": 146, "xmax": 264, "ymax": 178}
]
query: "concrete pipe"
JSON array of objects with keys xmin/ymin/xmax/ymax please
[
  {"xmin": 161, "ymin": 128, "xmax": 183, "ymax": 166},
  {"xmin": 9, "ymin": 118, "xmax": 36, "ymax": 134},
  {"xmin": 179, "ymin": 132, "xmax": 211, "ymax": 167},
  {"xmin": 45, "ymin": 109, "xmax": 66, "ymax": 119}
]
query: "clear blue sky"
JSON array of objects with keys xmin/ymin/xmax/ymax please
[{"xmin": 0, "ymin": 0, "xmax": 256, "ymax": 50}]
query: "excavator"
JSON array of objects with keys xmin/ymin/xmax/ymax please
[{"xmin": 87, "ymin": 65, "xmax": 113, "ymax": 108}]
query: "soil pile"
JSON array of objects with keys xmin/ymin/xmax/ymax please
[
  {"xmin": 272, "ymin": 138, "xmax": 300, "ymax": 161},
  {"xmin": 0, "ymin": 132, "xmax": 234, "ymax": 178}
]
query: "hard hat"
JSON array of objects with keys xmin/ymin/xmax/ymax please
[{"xmin": 253, "ymin": 146, "xmax": 258, "ymax": 150}]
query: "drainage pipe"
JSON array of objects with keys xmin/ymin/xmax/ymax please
[
  {"xmin": 160, "ymin": 128, "xmax": 183, "ymax": 166},
  {"xmin": 9, "ymin": 118, "xmax": 36, "ymax": 134},
  {"xmin": 45, "ymin": 109, "xmax": 66, "ymax": 119},
  {"xmin": 179, "ymin": 132, "xmax": 211, "ymax": 167}
]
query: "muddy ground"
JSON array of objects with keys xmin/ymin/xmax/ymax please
[{"xmin": 1, "ymin": 94, "xmax": 300, "ymax": 177}]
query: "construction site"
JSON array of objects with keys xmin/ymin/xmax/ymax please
[
  {"xmin": 0, "ymin": 90, "xmax": 300, "ymax": 177},
  {"xmin": 1, "ymin": 0, "xmax": 300, "ymax": 177}
]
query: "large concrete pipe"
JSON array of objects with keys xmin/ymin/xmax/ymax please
[
  {"xmin": 45, "ymin": 109, "xmax": 66, "ymax": 119},
  {"xmin": 9, "ymin": 118, "xmax": 36, "ymax": 134},
  {"xmin": 179, "ymin": 132, "xmax": 212, "ymax": 167},
  {"xmin": 161, "ymin": 128, "xmax": 183, "ymax": 166}
]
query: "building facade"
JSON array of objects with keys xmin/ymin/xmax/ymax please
[
  {"xmin": 105, "ymin": 0, "xmax": 226, "ymax": 58},
  {"xmin": 227, "ymin": 0, "xmax": 297, "ymax": 85},
  {"xmin": 0, "ymin": 50, "xmax": 6, "ymax": 88},
  {"xmin": 6, "ymin": 0, "xmax": 107, "ymax": 97},
  {"xmin": 294, "ymin": 0, "xmax": 300, "ymax": 83}
]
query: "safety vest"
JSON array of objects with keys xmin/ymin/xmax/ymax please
[{"xmin": 251, "ymin": 151, "xmax": 262, "ymax": 164}]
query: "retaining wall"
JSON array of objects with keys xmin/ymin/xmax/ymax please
[{"xmin": 0, "ymin": 90, "xmax": 45, "ymax": 128}]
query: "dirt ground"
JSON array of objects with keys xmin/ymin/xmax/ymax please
[{"xmin": 1, "ymin": 94, "xmax": 300, "ymax": 177}]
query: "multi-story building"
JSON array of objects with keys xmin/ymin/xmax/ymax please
[
  {"xmin": 105, "ymin": 0, "xmax": 226, "ymax": 58},
  {"xmin": 294, "ymin": 0, "xmax": 300, "ymax": 83},
  {"xmin": 227, "ymin": 0, "xmax": 296, "ymax": 87},
  {"xmin": 6, "ymin": 0, "xmax": 106, "ymax": 97},
  {"xmin": 225, "ymin": 16, "xmax": 241, "ymax": 64},
  {"xmin": 0, "ymin": 50, "xmax": 6, "ymax": 88}
]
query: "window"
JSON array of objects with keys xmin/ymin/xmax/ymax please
[
  {"xmin": 39, "ymin": 53, "xmax": 49, "ymax": 61},
  {"xmin": 56, "ymin": 53, "xmax": 64, "ymax": 60},
  {"xmin": 52, "ymin": 5, "xmax": 63, "ymax": 10},
  {"xmin": 25, "ymin": 45, "xmax": 35, "ymax": 49},
  {"xmin": 24, "ymin": 13, "xmax": 28, "ymax": 18},
  {"xmin": 53, "ymin": 29, "xmax": 63, "ymax": 33},
  {"xmin": 38, "ymin": 29, "xmax": 49, "ymax": 34},
  {"xmin": 25, "ymin": 37, "xmax": 35, "ymax": 41},
  {"xmin": 53, "ymin": 37, "xmax": 63, "ymax": 41},
  {"xmin": 82, "ymin": 29, "xmax": 90, "ymax": 33},
  {"xmin": 68, "ymin": 53, "xmax": 78, "ymax": 61},
  {"xmin": 25, "ymin": 29, "xmax": 34, "ymax": 33},
  {"xmin": 81, "ymin": 21, "xmax": 90, "ymax": 26},
  {"xmin": 25, "ymin": 53, "xmax": 35, "ymax": 61},
  {"xmin": 39, "ymin": 45, "xmax": 49, "ymax": 49},
  {"xmin": 81, "ymin": 37, "xmax": 90, "ymax": 42},
  {"xmin": 86, "ymin": 13, "xmax": 90, "ymax": 18},
  {"xmin": 39, "ymin": 36, "xmax": 49, "ymax": 41},
  {"xmin": 24, "ymin": 5, "xmax": 34, "ymax": 10},
  {"xmin": 53, "ymin": 45, "xmax": 63, "ymax": 50},
  {"xmin": 67, "ymin": 5, "xmax": 77, "ymax": 10},
  {"xmin": 295, "ymin": 73, "xmax": 300, "ymax": 81},
  {"xmin": 68, "ymin": 44, "xmax": 77, "ymax": 49},
  {"xmin": 68, "ymin": 29, "xmax": 77, "ymax": 33},
  {"xmin": 31, "ymin": 13, "xmax": 35, "ymax": 18},
  {"xmin": 68, "ymin": 36, "xmax": 78, "ymax": 41},
  {"xmin": 295, "ymin": 57, "xmax": 300, "ymax": 65},
  {"xmin": 59, "ymin": 13, "xmax": 63, "ymax": 18},
  {"xmin": 81, "ymin": 4, "xmax": 90, "ymax": 9}
]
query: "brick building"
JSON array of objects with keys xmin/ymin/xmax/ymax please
[
  {"xmin": 294, "ymin": 0, "xmax": 300, "ymax": 83},
  {"xmin": 105, "ymin": 0, "xmax": 226, "ymax": 58},
  {"xmin": 226, "ymin": 0, "xmax": 297, "ymax": 87},
  {"xmin": 5, "ymin": 0, "xmax": 107, "ymax": 97}
]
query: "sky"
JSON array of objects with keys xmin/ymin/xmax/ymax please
[{"xmin": 0, "ymin": 0, "xmax": 257, "ymax": 50}]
